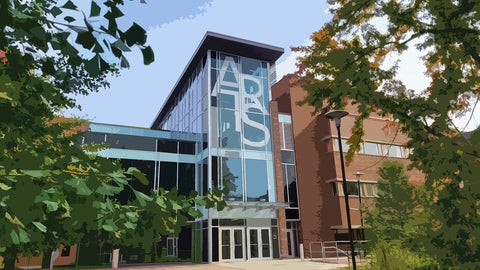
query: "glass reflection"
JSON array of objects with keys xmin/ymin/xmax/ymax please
[
  {"xmin": 222, "ymin": 157, "xmax": 242, "ymax": 201},
  {"xmin": 220, "ymin": 109, "xmax": 241, "ymax": 149},
  {"xmin": 245, "ymin": 159, "xmax": 268, "ymax": 202}
]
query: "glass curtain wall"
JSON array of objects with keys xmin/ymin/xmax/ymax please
[
  {"xmin": 209, "ymin": 51, "xmax": 275, "ymax": 202},
  {"xmin": 279, "ymin": 114, "xmax": 300, "ymax": 220},
  {"xmin": 158, "ymin": 57, "xmax": 209, "ymax": 197}
]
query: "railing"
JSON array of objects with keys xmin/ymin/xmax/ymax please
[{"xmin": 309, "ymin": 240, "xmax": 368, "ymax": 264}]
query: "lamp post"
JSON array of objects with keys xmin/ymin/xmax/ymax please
[
  {"xmin": 325, "ymin": 110, "xmax": 357, "ymax": 270},
  {"xmin": 354, "ymin": 172, "xmax": 365, "ymax": 228}
]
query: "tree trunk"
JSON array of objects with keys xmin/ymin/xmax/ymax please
[
  {"xmin": 41, "ymin": 249, "xmax": 52, "ymax": 269},
  {"xmin": 2, "ymin": 247, "xmax": 18, "ymax": 270}
]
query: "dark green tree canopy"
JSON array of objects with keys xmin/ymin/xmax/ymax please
[
  {"xmin": 0, "ymin": 1, "xmax": 224, "ymax": 269},
  {"xmin": 296, "ymin": 0, "xmax": 480, "ymax": 267}
]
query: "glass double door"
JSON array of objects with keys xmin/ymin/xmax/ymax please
[
  {"xmin": 219, "ymin": 227, "xmax": 272, "ymax": 261},
  {"xmin": 220, "ymin": 228, "xmax": 244, "ymax": 261},
  {"xmin": 247, "ymin": 228, "xmax": 272, "ymax": 260}
]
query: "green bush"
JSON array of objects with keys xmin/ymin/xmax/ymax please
[{"xmin": 365, "ymin": 240, "xmax": 437, "ymax": 270}]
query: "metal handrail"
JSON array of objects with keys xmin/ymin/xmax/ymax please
[{"xmin": 309, "ymin": 240, "xmax": 369, "ymax": 264}]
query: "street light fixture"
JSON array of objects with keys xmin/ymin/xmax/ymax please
[
  {"xmin": 354, "ymin": 171, "xmax": 365, "ymax": 227},
  {"xmin": 325, "ymin": 110, "xmax": 357, "ymax": 270}
]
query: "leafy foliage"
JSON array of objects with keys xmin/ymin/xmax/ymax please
[
  {"xmin": 296, "ymin": 0, "xmax": 480, "ymax": 266},
  {"xmin": 364, "ymin": 240, "xmax": 437, "ymax": 270},
  {"xmin": 364, "ymin": 161, "xmax": 436, "ymax": 268},
  {"xmin": 0, "ymin": 1, "xmax": 222, "ymax": 268}
]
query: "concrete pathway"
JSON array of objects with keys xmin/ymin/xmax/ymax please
[{"xmin": 104, "ymin": 259, "xmax": 349, "ymax": 270}]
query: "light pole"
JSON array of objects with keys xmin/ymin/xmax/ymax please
[
  {"xmin": 325, "ymin": 110, "xmax": 356, "ymax": 270},
  {"xmin": 354, "ymin": 171, "xmax": 365, "ymax": 228}
]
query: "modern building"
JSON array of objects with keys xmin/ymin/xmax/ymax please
[
  {"xmin": 79, "ymin": 33, "xmax": 425, "ymax": 263},
  {"xmin": 5, "ymin": 32, "xmax": 425, "ymax": 268},
  {"xmin": 81, "ymin": 32, "xmax": 286, "ymax": 264}
]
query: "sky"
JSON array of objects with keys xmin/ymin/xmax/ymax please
[
  {"xmin": 67, "ymin": 0, "xmax": 332, "ymax": 127},
  {"xmin": 66, "ymin": 0, "xmax": 479, "ymax": 131}
]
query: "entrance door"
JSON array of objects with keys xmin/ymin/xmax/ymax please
[
  {"xmin": 219, "ymin": 228, "xmax": 244, "ymax": 261},
  {"xmin": 247, "ymin": 228, "xmax": 272, "ymax": 259}
]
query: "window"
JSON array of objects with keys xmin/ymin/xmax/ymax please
[
  {"xmin": 346, "ymin": 182, "xmax": 360, "ymax": 196},
  {"xmin": 222, "ymin": 157, "xmax": 243, "ymax": 201},
  {"xmin": 282, "ymin": 164, "xmax": 298, "ymax": 207},
  {"xmin": 331, "ymin": 182, "xmax": 337, "ymax": 196},
  {"xmin": 335, "ymin": 139, "xmax": 407, "ymax": 159},
  {"xmin": 166, "ymin": 237, "xmax": 178, "ymax": 257},
  {"xmin": 333, "ymin": 139, "xmax": 350, "ymax": 152},
  {"xmin": 61, "ymin": 245, "xmax": 71, "ymax": 257},
  {"xmin": 338, "ymin": 182, "xmax": 378, "ymax": 197},
  {"xmin": 245, "ymin": 159, "xmax": 268, "ymax": 202},
  {"xmin": 384, "ymin": 145, "xmax": 404, "ymax": 158},
  {"xmin": 281, "ymin": 122, "xmax": 294, "ymax": 150},
  {"xmin": 178, "ymin": 163, "xmax": 195, "ymax": 196},
  {"xmin": 363, "ymin": 142, "xmax": 381, "ymax": 155},
  {"xmin": 157, "ymin": 139, "xmax": 177, "ymax": 153},
  {"xmin": 361, "ymin": 183, "xmax": 379, "ymax": 197},
  {"xmin": 281, "ymin": 150, "xmax": 295, "ymax": 164},
  {"xmin": 159, "ymin": 162, "xmax": 177, "ymax": 191}
]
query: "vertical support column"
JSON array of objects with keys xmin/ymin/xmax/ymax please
[
  {"xmin": 270, "ymin": 101, "xmax": 289, "ymax": 258},
  {"xmin": 206, "ymin": 50, "xmax": 213, "ymax": 263}
]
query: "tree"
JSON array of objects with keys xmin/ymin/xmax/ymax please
[
  {"xmin": 364, "ymin": 161, "xmax": 435, "ymax": 269},
  {"xmin": 0, "ymin": 1, "xmax": 225, "ymax": 269},
  {"xmin": 296, "ymin": 0, "xmax": 480, "ymax": 267},
  {"xmin": 365, "ymin": 161, "xmax": 424, "ymax": 244}
]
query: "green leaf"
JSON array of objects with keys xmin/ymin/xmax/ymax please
[
  {"xmin": 133, "ymin": 189, "xmax": 152, "ymax": 207},
  {"xmin": 76, "ymin": 31, "xmax": 96, "ymax": 50},
  {"xmin": 171, "ymin": 201, "xmax": 182, "ymax": 211},
  {"xmin": 32, "ymin": 221, "xmax": 47, "ymax": 233},
  {"xmin": 61, "ymin": 42, "xmax": 79, "ymax": 57},
  {"xmin": 0, "ymin": 182, "xmax": 11, "ymax": 190},
  {"xmin": 109, "ymin": 5, "xmax": 124, "ymax": 19},
  {"xmin": 90, "ymin": 1, "xmax": 101, "ymax": 17},
  {"xmin": 5, "ymin": 212, "xmax": 25, "ymax": 228},
  {"xmin": 120, "ymin": 56, "xmax": 130, "ymax": 68},
  {"xmin": 64, "ymin": 16, "xmax": 76, "ymax": 23},
  {"xmin": 65, "ymin": 178, "xmax": 93, "ymax": 196},
  {"xmin": 96, "ymin": 182, "xmax": 123, "ymax": 196},
  {"xmin": 9, "ymin": 9, "xmax": 34, "ymax": 19},
  {"xmin": 50, "ymin": 6, "xmax": 63, "ymax": 17},
  {"xmin": 124, "ymin": 23, "xmax": 146, "ymax": 46},
  {"xmin": 34, "ymin": 191, "xmax": 50, "ymax": 203},
  {"xmin": 126, "ymin": 211, "xmax": 139, "ymax": 222},
  {"xmin": 10, "ymin": 230, "xmax": 20, "ymax": 245},
  {"xmin": 124, "ymin": 221, "xmax": 136, "ymax": 229},
  {"xmin": 18, "ymin": 228, "xmax": 29, "ymax": 243},
  {"xmin": 216, "ymin": 201, "xmax": 227, "ymax": 211},
  {"xmin": 0, "ymin": 91, "xmax": 13, "ymax": 101},
  {"xmin": 84, "ymin": 55, "xmax": 101, "ymax": 76},
  {"xmin": 112, "ymin": 40, "xmax": 131, "ymax": 52},
  {"xmin": 102, "ymin": 224, "xmax": 115, "ymax": 232},
  {"xmin": 93, "ymin": 42, "xmax": 105, "ymax": 53},
  {"xmin": 44, "ymin": 201, "xmax": 59, "ymax": 212},
  {"xmin": 62, "ymin": 0, "xmax": 78, "ymax": 10},
  {"xmin": 126, "ymin": 167, "xmax": 148, "ymax": 185},
  {"xmin": 141, "ymin": 46, "xmax": 154, "ymax": 65},
  {"xmin": 22, "ymin": 169, "xmax": 51, "ymax": 178},
  {"xmin": 194, "ymin": 198, "xmax": 207, "ymax": 206},
  {"xmin": 188, "ymin": 207, "xmax": 202, "ymax": 218}
]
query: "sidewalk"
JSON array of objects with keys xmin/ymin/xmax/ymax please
[{"xmin": 105, "ymin": 258, "xmax": 349, "ymax": 270}]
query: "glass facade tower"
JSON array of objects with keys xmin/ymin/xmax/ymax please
[{"xmin": 151, "ymin": 32, "xmax": 284, "ymax": 262}]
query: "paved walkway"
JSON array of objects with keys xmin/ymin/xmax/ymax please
[{"xmin": 103, "ymin": 259, "xmax": 349, "ymax": 270}]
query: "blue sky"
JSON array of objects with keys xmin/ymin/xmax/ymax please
[
  {"xmin": 67, "ymin": 0, "xmax": 332, "ymax": 127},
  {"xmin": 66, "ymin": 0, "xmax": 479, "ymax": 131}
]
